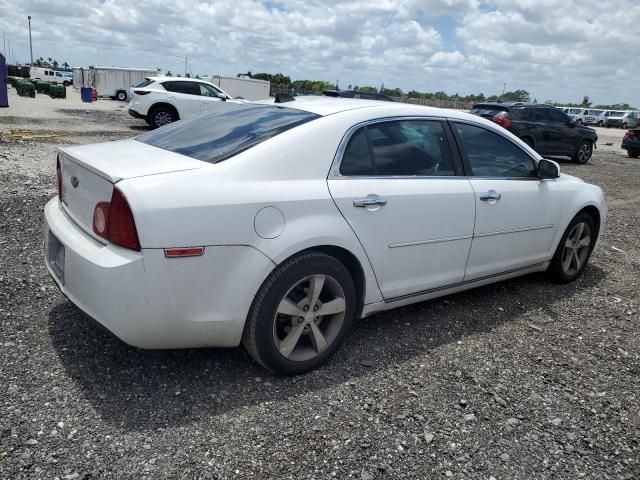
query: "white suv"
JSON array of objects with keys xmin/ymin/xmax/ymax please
[{"xmin": 128, "ymin": 77, "xmax": 239, "ymax": 128}]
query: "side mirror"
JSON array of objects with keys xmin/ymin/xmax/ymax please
[
  {"xmin": 216, "ymin": 92, "xmax": 227, "ymax": 101},
  {"xmin": 538, "ymin": 159, "xmax": 560, "ymax": 179},
  {"xmin": 566, "ymin": 119, "xmax": 577, "ymax": 127}
]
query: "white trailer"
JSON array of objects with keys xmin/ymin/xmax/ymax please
[
  {"xmin": 207, "ymin": 76, "xmax": 270, "ymax": 100},
  {"xmin": 73, "ymin": 66, "xmax": 157, "ymax": 100}
]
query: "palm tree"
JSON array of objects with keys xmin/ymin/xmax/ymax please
[
  {"xmin": 52, "ymin": 60, "xmax": 59, "ymax": 69},
  {"xmin": 62, "ymin": 62, "xmax": 69, "ymax": 70}
]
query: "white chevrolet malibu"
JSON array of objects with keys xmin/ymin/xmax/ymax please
[{"xmin": 44, "ymin": 97, "xmax": 607, "ymax": 374}]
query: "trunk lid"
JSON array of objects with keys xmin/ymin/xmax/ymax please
[{"xmin": 58, "ymin": 139, "xmax": 204, "ymax": 239}]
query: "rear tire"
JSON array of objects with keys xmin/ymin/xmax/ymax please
[
  {"xmin": 242, "ymin": 252, "xmax": 356, "ymax": 375},
  {"xmin": 572, "ymin": 140, "xmax": 593, "ymax": 164},
  {"xmin": 149, "ymin": 106, "xmax": 178, "ymax": 129},
  {"xmin": 116, "ymin": 90, "xmax": 127, "ymax": 101},
  {"xmin": 547, "ymin": 213, "xmax": 596, "ymax": 284},
  {"xmin": 628, "ymin": 149, "xmax": 640, "ymax": 159}
]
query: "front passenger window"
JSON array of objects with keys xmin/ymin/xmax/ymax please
[{"xmin": 454, "ymin": 123, "xmax": 536, "ymax": 178}]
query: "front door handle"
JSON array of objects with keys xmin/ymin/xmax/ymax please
[
  {"xmin": 353, "ymin": 194, "xmax": 387, "ymax": 208},
  {"xmin": 479, "ymin": 190, "xmax": 502, "ymax": 201}
]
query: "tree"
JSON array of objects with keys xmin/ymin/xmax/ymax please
[
  {"xmin": 165, "ymin": 71, "xmax": 173, "ymax": 77},
  {"xmin": 581, "ymin": 96, "xmax": 591, "ymax": 107},
  {"xmin": 62, "ymin": 61, "xmax": 69, "ymax": 70}
]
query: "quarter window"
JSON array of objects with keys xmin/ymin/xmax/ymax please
[
  {"xmin": 454, "ymin": 123, "xmax": 536, "ymax": 178},
  {"xmin": 340, "ymin": 129, "xmax": 373, "ymax": 176},
  {"xmin": 339, "ymin": 120, "xmax": 456, "ymax": 177}
]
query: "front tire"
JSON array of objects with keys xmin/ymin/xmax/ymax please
[
  {"xmin": 242, "ymin": 252, "xmax": 357, "ymax": 375},
  {"xmin": 572, "ymin": 140, "xmax": 593, "ymax": 164},
  {"xmin": 149, "ymin": 106, "xmax": 177, "ymax": 129},
  {"xmin": 628, "ymin": 149, "xmax": 640, "ymax": 159},
  {"xmin": 547, "ymin": 213, "xmax": 596, "ymax": 284}
]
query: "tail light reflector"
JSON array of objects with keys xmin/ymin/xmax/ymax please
[
  {"xmin": 133, "ymin": 90, "xmax": 151, "ymax": 95},
  {"xmin": 56, "ymin": 156, "xmax": 63, "ymax": 201},
  {"xmin": 164, "ymin": 247, "xmax": 205, "ymax": 258},
  {"xmin": 493, "ymin": 112, "xmax": 512, "ymax": 129},
  {"xmin": 91, "ymin": 188, "xmax": 141, "ymax": 252}
]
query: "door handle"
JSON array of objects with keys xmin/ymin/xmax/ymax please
[
  {"xmin": 353, "ymin": 195, "xmax": 387, "ymax": 208},
  {"xmin": 479, "ymin": 190, "xmax": 502, "ymax": 201}
]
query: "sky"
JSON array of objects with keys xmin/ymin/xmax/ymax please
[{"xmin": 0, "ymin": 0, "xmax": 638, "ymax": 105}]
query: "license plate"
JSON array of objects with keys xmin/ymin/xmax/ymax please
[{"xmin": 48, "ymin": 231, "xmax": 65, "ymax": 285}]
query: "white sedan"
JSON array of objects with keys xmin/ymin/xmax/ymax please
[
  {"xmin": 44, "ymin": 97, "xmax": 607, "ymax": 374},
  {"xmin": 128, "ymin": 76, "xmax": 239, "ymax": 129}
]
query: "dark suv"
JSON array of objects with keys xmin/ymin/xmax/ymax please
[{"xmin": 470, "ymin": 103, "xmax": 598, "ymax": 164}]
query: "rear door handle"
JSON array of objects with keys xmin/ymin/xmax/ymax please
[
  {"xmin": 479, "ymin": 190, "xmax": 502, "ymax": 201},
  {"xmin": 353, "ymin": 194, "xmax": 387, "ymax": 208}
]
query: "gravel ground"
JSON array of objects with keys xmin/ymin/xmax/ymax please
[{"xmin": 1, "ymin": 90, "xmax": 639, "ymax": 480}]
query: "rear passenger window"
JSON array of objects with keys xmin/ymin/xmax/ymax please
[
  {"xmin": 510, "ymin": 107, "xmax": 530, "ymax": 120},
  {"xmin": 454, "ymin": 123, "xmax": 536, "ymax": 178},
  {"xmin": 532, "ymin": 108, "xmax": 551, "ymax": 122},
  {"xmin": 340, "ymin": 121, "xmax": 455, "ymax": 177},
  {"xmin": 549, "ymin": 109, "xmax": 569, "ymax": 123},
  {"xmin": 162, "ymin": 81, "xmax": 200, "ymax": 95}
]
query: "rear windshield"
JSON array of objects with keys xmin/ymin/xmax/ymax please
[
  {"xmin": 136, "ymin": 103, "xmax": 320, "ymax": 163},
  {"xmin": 133, "ymin": 78, "xmax": 155, "ymax": 88}
]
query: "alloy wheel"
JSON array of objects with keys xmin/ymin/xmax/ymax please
[
  {"xmin": 561, "ymin": 222, "xmax": 591, "ymax": 275},
  {"xmin": 578, "ymin": 143, "xmax": 592, "ymax": 163},
  {"xmin": 272, "ymin": 274, "xmax": 346, "ymax": 362},
  {"xmin": 154, "ymin": 111, "xmax": 173, "ymax": 127}
]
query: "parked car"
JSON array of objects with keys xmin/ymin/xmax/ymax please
[
  {"xmin": 566, "ymin": 108, "xmax": 587, "ymax": 124},
  {"xmin": 622, "ymin": 128, "xmax": 640, "ymax": 158},
  {"xmin": 604, "ymin": 111, "xmax": 627, "ymax": 128},
  {"xmin": 470, "ymin": 103, "xmax": 598, "ymax": 163},
  {"xmin": 584, "ymin": 109, "xmax": 603, "ymax": 125},
  {"xmin": 128, "ymin": 77, "xmax": 238, "ymax": 128},
  {"xmin": 620, "ymin": 111, "xmax": 640, "ymax": 129},
  {"xmin": 595, "ymin": 110, "xmax": 614, "ymax": 126},
  {"xmin": 322, "ymin": 90, "xmax": 393, "ymax": 101},
  {"xmin": 45, "ymin": 97, "xmax": 607, "ymax": 374},
  {"xmin": 29, "ymin": 67, "xmax": 71, "ymax": 87}
]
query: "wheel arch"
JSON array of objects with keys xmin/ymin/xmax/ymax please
[
  {"xmin": 299, "ymin": 245, "xmax": 366, "ymax": 319},
  {"xmin": 148, "ymin": 102, "xmax": 180, "ymax": 120}
]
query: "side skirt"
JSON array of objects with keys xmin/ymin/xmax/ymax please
[{"xmin": 360, "ymin": 262, "xmax": 549, "ymax": 318}]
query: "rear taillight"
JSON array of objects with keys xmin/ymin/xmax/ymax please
[
  {"xmin": 624, "ymin": 130, "xmax": 635, "ymax": 138},
  {"xmin": 91, "ymin": 188, "xmax": 141, "ymax": 251},
  {"xmin": 133, "ymin": 90, "xmax": 150, "ymax": 95},
  {"xmin": 56, "ymin": 156, "xmax": 63, "ymax": 201},
  {"xmin": 493, "ymin": 112, "xmax": 512, "ymax": 129}
]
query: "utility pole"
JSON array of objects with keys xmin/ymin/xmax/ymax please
[
  {"xmin": 28, "ymin": 16, "xmax": 34, "ymax": 65},
  {"xmin": 2, "ymin": 30, "xmax": 5, "ymax": 58},
  {"xmin": 502, "ymin": 82, "xmax": 506, "ymax": 99},
  {"xmin": 184, "ymin": 55, "xmax": 187, "ymax": 77}
]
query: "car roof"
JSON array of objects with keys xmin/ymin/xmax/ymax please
[
  {"xmin": 147, "ymin": 76, "xmax": 211, "ymax": 83},
  {"xmin": 254, "ymin": 96, "xmax": 490, "ymax": 121}
]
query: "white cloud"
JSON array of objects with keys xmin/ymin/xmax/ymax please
[{"xmin": 0, "ymin": 0, "xmax": 637, "ymax": 105}]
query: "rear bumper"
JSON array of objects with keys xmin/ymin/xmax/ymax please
[
  {"xmin": 622, "ymin": 137, "xmax": 640, "ymax": 151},
  {"xmin": 44, "ymin": 198, "xmax": 275, "ymax": 349},
  {"xmin": 128, "ymin": 108, "xmax": 145, "ymax": 119}
]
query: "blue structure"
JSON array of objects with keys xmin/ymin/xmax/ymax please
[{"xmin": 0, "ymin": 53, "xmax": 8, "ymax": 108}]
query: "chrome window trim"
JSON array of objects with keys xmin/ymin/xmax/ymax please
[{"xmin": 329, "ymin": 115, "xmax": 543, "ymax": 180}]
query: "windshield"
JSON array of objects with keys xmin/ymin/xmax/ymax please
[
  {"xmin": 611, "ymin": 112, "xmax": 625, "ymax": 117},
  {"xmin": 136, "ymin": 103, "xmax": 320, "ymax": 164}
]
